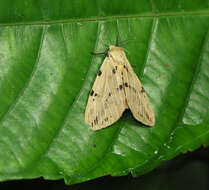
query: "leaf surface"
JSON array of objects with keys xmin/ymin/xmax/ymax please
[{"xmin": 0, "ymin": 0, "xmax": 209, "ymax": 185}]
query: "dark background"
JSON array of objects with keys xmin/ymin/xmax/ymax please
[{"xmin": 1, "ymin": 147, "xmax": 209, "ymax": 190}]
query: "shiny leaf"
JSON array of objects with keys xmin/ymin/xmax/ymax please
[{"xmin": 0, "ymin": 0, "xmax": 209, "ymax": 185}]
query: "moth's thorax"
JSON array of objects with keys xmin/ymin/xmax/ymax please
[
  {"xmin": 108, "ymin": 45, "xmax": 123, "ymax": 53},
  {"xmin": 108, "ymin": 45, "xmax": 125, "ymax": 64}
]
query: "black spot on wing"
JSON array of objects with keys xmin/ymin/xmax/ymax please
[
  {"xmin": 145, "ymin": 112, "xmax": 151, "ymax": 122},
  {"xmin": 90, "ymin": 90, "xmax": 94, "ymax": 96},
  {"xmin": 124, "ymin": 65, "xmax": 128, "ymax": 72},
  {"xmin": 94, "ymin": 116, "xmax": 98, "ymax": 125},
  {"xmin": 119, "ymin": 85, "xmax": 123, "ymax": 90},
  {"xmin": 112, "ymin": 68, "xmax": 116, "ymax": 74},
  {"xmin": 98, "ymin": 70, "xmax": 102, "ymax": 76},
  {"xmin": 124, "ymin": 82, "xmax": 128, "ymax": 87},
  {"xmin": 141, "ymin": 87, "xmax": 145, "ymax": 93}
]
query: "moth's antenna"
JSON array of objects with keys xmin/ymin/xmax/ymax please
[
  {"xmin": 91, "ymin": 39, "xmax": 110, "ymax": 56},
  {"xmin": 98, "ymin": 37, "xmax": 110, "ymax": 49}
]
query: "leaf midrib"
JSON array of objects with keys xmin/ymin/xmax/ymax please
[{"xmin": 0, "ymin": 10, "xmax": 209, "ymax": 27}]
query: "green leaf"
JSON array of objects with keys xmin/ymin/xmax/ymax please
[
  {"xmin": 69, "ymin": 149, "xmax": 209, "ymax": 190},
  {"xmin": 0, "ymin": 0, "xmax": 209, "ymax": 185}
]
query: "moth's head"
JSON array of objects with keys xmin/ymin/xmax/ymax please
[
  {"xmin": 109, "ymin": 45, "xmax": 122, "ymax": 51},
  {"xmin": 108, "ymin": 45, "xmax": 123, "ymax": 55},
  {"xmin": 108, "ymin": 45, "xmax": 125, "ymax": 63}
]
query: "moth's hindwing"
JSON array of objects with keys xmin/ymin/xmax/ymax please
[{"xmin": 122, "ymin": 55, "xmax": 155, "ymax": 126}]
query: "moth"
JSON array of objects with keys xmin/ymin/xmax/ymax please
[{"xmin": 85, "ymin": 43, "xmax": 155, "ymax": 130}]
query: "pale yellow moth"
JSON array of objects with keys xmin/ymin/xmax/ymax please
[{"xmin": 85, "ymin": 45, "xmax": 155, "ymax": 130}]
